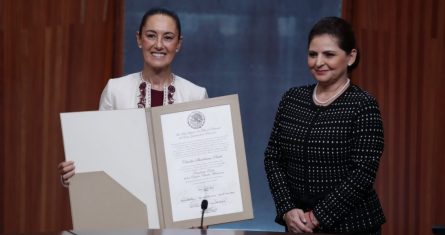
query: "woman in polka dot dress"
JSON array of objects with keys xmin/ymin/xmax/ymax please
[{"xmin": 265, "ymin": 17, "xmax": 385, "ymax": 235}]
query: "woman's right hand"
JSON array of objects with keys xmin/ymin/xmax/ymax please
[
  {"xmin": 283, "ymin": 208, "xmax": 314, "ymax": 233},
  {"xmin": 58, "ymin": 161, "xmax": 75, "ymax": 186}
]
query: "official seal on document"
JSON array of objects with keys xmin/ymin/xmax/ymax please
[{"xmin": 187, "ymin": 111, "xmax": 205, "ymax": 129}]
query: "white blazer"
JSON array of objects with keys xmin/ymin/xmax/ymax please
[{"xmin": 99, "ymin": 72, "xmax": 208, "ymax": 110}]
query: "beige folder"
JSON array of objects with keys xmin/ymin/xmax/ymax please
[
  {"xmin": 69, "ymin": 171, "xmax": 148, "ymax": 229},
  {"xmin": 60, "ymin": 95, "xmax": 253, "ymax": 230},
  {"xmin": 61, "ymin": 108, "xmax": 161, "ymax": 229}
]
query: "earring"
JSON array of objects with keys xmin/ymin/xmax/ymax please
[
  {"xmin": 138, "ymin": 45, "xmax": 142, "ymax": 48},
  {"xmin": 176, "ymin": 49, "xmax": 179, "ymax": 52}
]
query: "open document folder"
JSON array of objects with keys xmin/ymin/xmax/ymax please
[{"xmin": 60, "ymin": 94, "xmax": 254, "ymax": 229}]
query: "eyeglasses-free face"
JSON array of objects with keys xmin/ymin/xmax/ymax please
[
  {"xmin": 136, "ymin": 14, "xmax": 182, "ymax": 71},
  {"xmin": 307, "ymin": 34, "xmax": 356, "ymax": 86}
]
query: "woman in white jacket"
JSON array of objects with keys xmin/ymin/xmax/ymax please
[{"xmin": 58, "ymin": 7, "xmax": 207, "ymax": 185}]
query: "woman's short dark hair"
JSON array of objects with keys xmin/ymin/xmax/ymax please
[
  {"xmin": 308, "ymin": 16, "xmax": 360, "ymax": 72},
  {"xmin": 138, "ymin": 7, "xmax": 182, "ymax": 38}
]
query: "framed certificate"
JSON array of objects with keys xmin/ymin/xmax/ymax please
[{"xmin": 150, "ymin": 94, "xmax": 253, "ymax": 228}]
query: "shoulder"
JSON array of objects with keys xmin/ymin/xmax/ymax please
[
  {"xmin": 280, "ymin": 84, "xmax": 315, "ymax": 104},
  {"xmin": 174, "ymin": 74, "xmax": 207, "ymax": 102},
  {"xmin": 272, "ymin": 84, "xmax": 315, "ymax": 114},
  {"xmin": 343, "ymin": 84, "xmax": 383, "ymax": 121},
  {"xmin": 174, "ymin": 74, "xmax": 206, "ymax": 91},
  {"xmin": 99, "ymin": 72, "xmax": 140, "ymax": 110},
  {"xmin": 103, "ymin": 72, "xmax": 140, "ymax": 95},
  {"xmin": 346, "ymin": 84, "xmax": 380, "ymax": 108},
  {"xmin": 107, "ymin": 72, "xmax": 140, "ymax": 86}
]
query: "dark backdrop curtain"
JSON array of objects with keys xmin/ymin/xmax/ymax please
[
  {"xmin": 342, "ymin": 1, "xmax": 445, "ymax": 234},
  {"xmin": 0, "ymin": 0, "xmax": 123, "ymax": 233}
]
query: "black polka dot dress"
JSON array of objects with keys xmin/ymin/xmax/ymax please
[{"xmin": 264, "ymin": 84, "xmax": 386, "ymax": 234}]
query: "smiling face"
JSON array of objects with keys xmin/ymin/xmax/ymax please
[
  {"xmin": 308, "ymin": 34, "xmax": 356, "ymax": 86},
  {"xmin": 136, "ymin": 14, "xmax": 182, "ymax": 71}
]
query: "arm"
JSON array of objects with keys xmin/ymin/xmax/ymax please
[
  {"xmin": 265, "ymin": 96, "xmax": 314, "ymax": 233},
  {"xmin": 98, "ymin": 79, "xmax": 113, "ymax": 111},
  {"xmin": 264, "ymin": 92, "xmax": 297, "ymax": 225},
  {"xmin": 313, "ymin": 98, "xmax": 384, "ymax": 228}
]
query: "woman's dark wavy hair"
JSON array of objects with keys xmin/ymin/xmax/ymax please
[
  {"xmin": 308, "ymin": 16, "xmax": 360, "ymax": 72},
  {"xmin": 138, "ymin": 7, "xmax": 182, "ymax": 39}
]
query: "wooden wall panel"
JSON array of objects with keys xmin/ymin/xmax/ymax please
[
  {"xmin": 0, "ymin": 5, "xmax": 4, "ymax": 232},
  {"xmin": 342, "ymin": 0, "xmax": 445, "ymax": 234},
  {"xmin": 0, "ymin": 0, "xmax": 123, "ymax": 233}
]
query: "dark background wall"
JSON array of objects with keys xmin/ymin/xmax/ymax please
[{"xmin": 124, "ymin": 1, "xmax": 341, "ymax": 231}]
